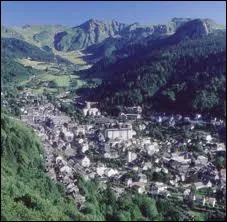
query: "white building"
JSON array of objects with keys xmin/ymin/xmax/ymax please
[
  {"xmin": 105, "ymin": 125, "xmax": 135, "ymax": 140},
  {"xmin": 138, "ymin": 186, "xmax": 146, "ymax": 194},
  {"xmin": 138, "ymin": 174, "xmax": 148, "ymax": 183},
  {"xmin": 75, "ymin": 126, "xmax": 86, "ymax": 136},
  {"xmin": 127, "ymin": 178, "xmax": 133, "ymax": 187},
  {"xmin": 97, "ymin": 166, "xmax": 106, "ymax": 177},
  {"xmin": 127, "ymin": 151, "xmax": 137, "ymax": 162},
  {"xmin": 194, "ymin": 181, "xmax": 212, "ymax": 190},
  {"xmin": 105, "ymin": 168, "xmax": 118, "ymax": 177},
  {"xmin": 207, "ymin": 197, "xmax": 216, "ymax": 207},
  {"xmin": 60, "ymin": 165, "xmax": 72, "ymax": 174},
  {"xmin": 195, "ymin": 155, "xmax": 208, "ymax": 165},
  {"xmin": 153, "ymin": 182, "xmax": 168, "ymax": 194},
  {"xmin": 171, "ymin": 153, "xmax": 191, "ymax": 164},
  {"xmin": 80, "ymin": 156, "xmax": 90, "ymax": 167},
  {"xmin": 206, "ymin": 135, "xmax": 212, "ymax": 143},
  {"xmin": 183, "ymin": 189, "xmax": 191, "ymax": 196},
  {"xmin": 142, "ymin": 162, "xmax": 152, "ymax": 170},
  {"xmin": 83, "ymin": 107, "xmax": 100, "ymax": 116},
  {"xmin": 146, "ymin": 142, "xmax": 159, "ymax": 156},
  {"xmin": 81, "ymin": 143, "xmax": 89, "ymax": 153},
  {"xmin": 120, "ymin": 113, "xmax": 141, "ymax": 120}
]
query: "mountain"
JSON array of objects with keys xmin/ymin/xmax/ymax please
[
  {"xmin": 1, "ymin": 37, "xmax": 74, "ymax": 87},
  {"xmin": 1, "ymin": 26, "xmax": 25, "ymax": 40},
  {"xmin": 1, "ymin": 25, "xmax": 66, "ymax": 49},
  {"xmin": 54, "ymin": 19, "xmax": 127, "ymax": 51},
  {"xmin": 53, "ymin": 18, "xmax": 192, "ymax": 53},
  {"xmin": 79, "ymin": 18, "xmax": 225, "ymax": 77},
  {"xmin": 2, "ymin": 38, "xmax": 56, "ymax": 62},
  {"xmin": 77, "ymin": 20, "xmax": 226, "ymax": 117},
  {"xmin": 3, "ymin": 18, "xmax": 224, "ymax": 61}
]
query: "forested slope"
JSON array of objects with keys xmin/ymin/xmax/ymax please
[{"xmin": 81, "ymin": 30, "xmax": 226, "ymax": 117}]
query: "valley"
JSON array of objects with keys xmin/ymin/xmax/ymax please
[{"xmin": 1, "ymin": 13, "xmax": 226, "ymax": 221}]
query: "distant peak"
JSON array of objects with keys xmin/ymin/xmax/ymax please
[
  {"xmin": 22, "ymin": 24, "xmax": 31, "ymax": 29},
  {"xmin": 87, "ymin": 18, "xmax": 101, "ymax": 24},
  {"xmin": 171, "ymin": 17, "xmax": 192, "ymax": 23}
]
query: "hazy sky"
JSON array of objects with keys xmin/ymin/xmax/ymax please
[{"xmin": 1, "ymin": 1, "xmax": 226, "ymax": 27}]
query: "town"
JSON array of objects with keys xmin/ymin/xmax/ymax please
[{"xmin": 2, "ymin": 88, "xmax": 225, "ymax": 217}]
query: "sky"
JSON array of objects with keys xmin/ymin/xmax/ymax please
[{"xmin": 1, "ymin": 1, "xmax": 226, "ymax": 27}]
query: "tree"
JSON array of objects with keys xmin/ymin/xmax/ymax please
[
  {"xmin": 215, "ymin": 156, "xmax": 225, "ymax": 170},
  {"xmin": 48, "ymin": 80, "xmax": 58, "ymax": 88}
]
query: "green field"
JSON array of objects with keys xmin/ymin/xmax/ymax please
[
  {"xmin": 39, "ymin": 74, "xmax": 75, "ymax": 87},
  {"xmin": 188, "ymin": 210, "xmax": 207, "ymax": 221}
]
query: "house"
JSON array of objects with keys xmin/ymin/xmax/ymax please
[
  {"xmin": 60, "ymin": 165, "xmax": 72, "ymax": 175},
  {"xmin": 145, "ymin": 142, "xmax": 159, "ymax": 156},
  {"xmin": 120, "ymin": 113, "xmax": 141, "ymax": 120},
  {"xmin": 96, "ymin": 166, "xmax": 106, "ymax": 177},
  {"xmin": 195, "ymin": 155, "xmax": 208, "ymax": 165},
  {"xmin": 81, "ymin": 143, "xmax": 89, "ymax": 153},
  {"xmin": 142, "ymin": 162, "xmax": 152, "ymax": 170},
  {"xmin": 127, "ymin": 151, "xmax": 137, "ymax": 162},
  {"xmin": 183, "ymin": 189, "xmax": 191, "ymax": 196},
  {"xmin": 131, "ymin": 182, "xmax": 146, "ymax": 194},
  {"xmin": 138, "ymin": 173, "xmax": 148, "ymax": 183},
  {"xmin": 75, "ymin": 126, "xmax": 86, "ymax": 136},
  {"xmin": 194, "ymin": 181, "xmax": 212, "ymax": 190},
  {"xmin": 123, "ymin": 106, "xmax": 142, "ymax": 114},
  {"xmin": 195, "ymin": 196, "xmax": 216, "ymax": 207},
  {"xmin": 195, "ymin": 114, "xmax": 202, "ymax": 120},
  {"xmin": 151, "ymin": 182, "xmax": 168, "ymax": 194},
  {"xmin": 206, "ymin": 135, "xmax": 212, "ymax": 143},
  {"xmin": 138, "ymin": 186, "xmax": 146, "ymax": 194},
  {"xmin": 171, "ymin": 153, "xmax": 191, "ymax": 165},
  {"xmin": 127, "ymin": 178, "xmax": 133, "ymax": 187},
  {"xmin": 207, "ymin": 197, "xmax": 216, "ymax": 207},
  {"xmin": 105, "ymin": 168, "xmax": 118, "ymax": 177},
  {"xmin": 80, "ymin": 156, "xmax": 91, "ymax": 167}
]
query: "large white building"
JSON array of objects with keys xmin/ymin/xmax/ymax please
[{"xmin": 105, "ymin": 125, "xmax": 136, "ymax": 140}]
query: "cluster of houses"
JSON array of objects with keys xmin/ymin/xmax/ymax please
[{"xmin": 15, "ymin": 90, "xmax": 226, "ymax": 211}]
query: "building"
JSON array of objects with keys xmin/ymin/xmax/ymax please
[
  {"xmin": 82, "ymin": 101, "xmax": 101, "ymax": 116},
  {"xmin": 120, "ymin": 113, "xmax": 141, "ymax": 120},
  {"xmin": 105, "ymin": 124, "xmax": 135, "ymax": 140},
  {"xmin": 124, "ymin": 106, "xmax": 142, "ymax": 113},
  {"xmin": 83, "ymin": 107, "xmax": 101, "ymax": 116},
  {"xmin": 127, "ymin": 151, "xmax": 137, "ymax": 162},
  {"xmin": 194, "ymin": 181, "xmax": 212, "ymax": 190}
]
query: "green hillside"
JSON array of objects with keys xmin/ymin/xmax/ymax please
[
  {"xmin": 1, "ymin": 55, "xmax": 35, "ymax": 87},
  {"xmin": 2, "ymin": 25, "xmax": 66, "ymax": 48}
]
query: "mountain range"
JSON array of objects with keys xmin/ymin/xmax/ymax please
[
  {"xmin": 2, "ymin": 18, "xmax": 225, "ymax": 55},
  {"xmin": 1, "ymin": 17, "xmax": 226, "ymax": 117}
]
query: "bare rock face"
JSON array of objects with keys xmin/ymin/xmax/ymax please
[
  {"xmin": 174, "ymin": 18, "xmax": 217, "ymax": 39},
  {"xmin": 54, "ymin": 19, "xmax": 127, "ymax": 51}
]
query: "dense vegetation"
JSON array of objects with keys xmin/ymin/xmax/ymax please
[
  {"xmin": 1, "ymin": 55, "xmax": 35, "ymax": 86},
  {"xmin": 1, "ymin": 37, "xmax": 72, "ymax": 64},
  {"xmin": 81, "ymin": 30, "xmax": 226, "ymax": 117}
]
